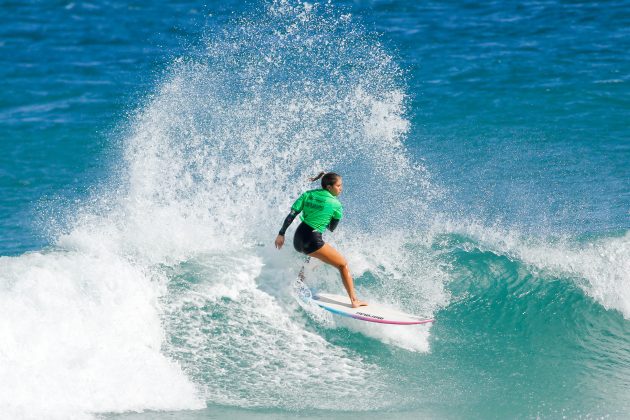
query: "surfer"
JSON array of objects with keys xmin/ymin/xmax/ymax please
[{"xmin": 275, "ymin": 172, "xmax": 368, "ymax": 308}]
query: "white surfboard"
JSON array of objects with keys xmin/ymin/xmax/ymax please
[{"xmin": 311, "ymin": 293, "xmax": 434, "ymax": 325}]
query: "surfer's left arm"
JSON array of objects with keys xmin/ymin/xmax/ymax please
[
  {"xmin": 275, "ymin": 209, "xmax": 299, "ymax": 249},
  {"xmin": 276, "ymin": 192, "xmax": 307, "ymax": 249}
]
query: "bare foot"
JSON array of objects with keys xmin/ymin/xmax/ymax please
[{"xmin": 351, "ymin": 299, "xmax": 368, "ymax": 308}]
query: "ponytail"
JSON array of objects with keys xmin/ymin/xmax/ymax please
[
  {"xmin": 309, "ymin": 171, "xmax": 340, "ymax": 189},
  {"xmin": 308, "ymin": 171, "xmax": 326, "ymax": 182}
]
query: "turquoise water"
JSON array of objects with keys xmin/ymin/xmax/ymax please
[{"xmin": 1, "ymin": 1, "xmax": 628, "ymax": 418}]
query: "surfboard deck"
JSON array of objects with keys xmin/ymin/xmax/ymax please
[{"xmin": 311, "ymin": 293, "xmax": 434, "ymax": 325}]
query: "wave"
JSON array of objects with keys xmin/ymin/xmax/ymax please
[
  {"xmin": 0, "ymin": 250, "xmax": 204, "ymax": 420},
  {"xmin": 0, "ymin": 1, "xmax": 442, "ymax": 418},
  {"xmin": 2, "ymin": 0, "xmax": 628, "ymax": 418},
  {"xmin": 436, "ymin": 221, "xmax": 630, "ymax": 318}
]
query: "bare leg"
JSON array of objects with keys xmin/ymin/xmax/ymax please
[{"xmin": 309, "ymin": 244, "xmax": 367, "ymax": 308}]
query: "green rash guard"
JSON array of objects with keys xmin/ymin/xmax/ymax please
[{"xmin": 291, "ymin": 189, "xmax": 343, "ymax": 233}]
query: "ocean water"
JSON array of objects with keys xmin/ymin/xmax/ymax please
[{"xmin": 0, "ymin": 0, "xmax": 628, "ymax": 419}]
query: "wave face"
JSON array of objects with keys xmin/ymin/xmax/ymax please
[
  {"xmin": 1, "ymin": 0, "xmax": 629, "ymax": 419},
  {"xmin": 427, "ymin": 229, "xmax": 630, "ymax": 418}
]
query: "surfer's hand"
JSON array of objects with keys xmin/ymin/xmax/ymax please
[{"xmin": 275, "ymin": 235, "xmax": 285, "ymax": 249}]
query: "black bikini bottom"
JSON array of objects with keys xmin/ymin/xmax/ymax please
[{"xmin": 293, "ymin": 222, "xmax": 325, "ymax": 255}]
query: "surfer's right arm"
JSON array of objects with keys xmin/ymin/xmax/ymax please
[{"xmin": 327, "ymin": 218, "xmax": 340, "ymax": 232}]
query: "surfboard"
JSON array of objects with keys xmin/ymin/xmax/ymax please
[{"xmin": 311, "ymin": 293, "xmax": 434, "ymax": 325}]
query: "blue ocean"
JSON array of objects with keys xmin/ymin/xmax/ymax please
[{"xmin": 1, "ymin": 1, "xmax": 628, "ymax": 418}]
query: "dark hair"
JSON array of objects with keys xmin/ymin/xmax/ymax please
[{"xmin": 309, "ymin": 171, "xmax": 341, "ymax": 189}]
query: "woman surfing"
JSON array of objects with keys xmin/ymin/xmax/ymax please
[{"xmin": 274, "ymin": 172, "xmax": 367, "ymax": 308}]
